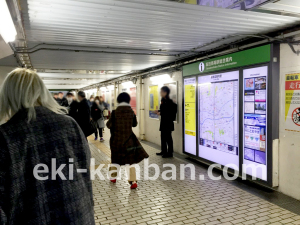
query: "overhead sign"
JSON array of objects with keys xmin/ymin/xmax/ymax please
[{"xmin": 183, "ymin": 45, "xmax": 271, "ymax": 76}]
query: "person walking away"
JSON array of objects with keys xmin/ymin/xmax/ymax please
[
  {"xmin": 0, "ymin": 68, "xmax": 94, "ymax": 225},
  {"xmin": 76, "ymin": 91, "xmax": 91, "ymax": 137},
  {"xmin": 58, "ymin": 92, "xmax": 68, "ymax": 107},
  {"xmin": 91, "ymin": 96, "xmax": 105, "ymax": 142},
  {"xmin": 66, "ymin": 92, "xmax": 79, "ymax": 120},
  {"xmin": 155, "ymin": 86, "xmax": 177, "ymax": 158},
  {"xmin": 106, "ymin": 92, "xmax": 149, "ymax": 189}
]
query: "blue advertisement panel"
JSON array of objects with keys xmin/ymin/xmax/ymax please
[{"xmin": 243, "ymin": 66, "xmax": 268, "ymax": 181}]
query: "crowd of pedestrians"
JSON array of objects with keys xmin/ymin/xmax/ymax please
[{"xmin": 0, "ymin": 68, "xmax": 177, "ymax": 224}]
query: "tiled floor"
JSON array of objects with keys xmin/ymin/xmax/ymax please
[{"xmin": 89, "ymin": 130, "xmax": 300, "ymax": 225}]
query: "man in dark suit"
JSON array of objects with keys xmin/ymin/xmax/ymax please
[
  {"xmin": 155, "ymin": 86, "xmax": 177, "ymax": 158},
  {"xmin": 66, "ymin": 92, "xmax": 79, "ymax": 120},
  {"xmin": 76, "ymin": 91, "xmax": 91, "ymax": 137}
]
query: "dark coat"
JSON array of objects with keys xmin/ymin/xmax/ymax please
[
  {"xmin": 68, "ymin": 100, "xmax": 79, "ymax": 120},
  {"xmin": 91, "ymin": 102, "xmax": 103, "ymax": 121},
  {"xmin": 56, "ymin": 97, "xmax": 68, "ymax": 107},
  {"xmin": 159, "ymin": 98, "xmax": 177, "ymax": 131},
  {"xmin": 0, "ymin": 107, "xmax": 94, "ymax": 225},
  {"xmin": 107, "ymin": 105, "xmax": 149, "ymax": 165},
  {"xmin": 76, "ymin": 98, "xmax": 91, "ymax": 137}
]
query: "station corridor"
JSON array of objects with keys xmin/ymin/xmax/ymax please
[{"xmin": 89, "ymin": 130, "xmax": 300, "ymax": 225}]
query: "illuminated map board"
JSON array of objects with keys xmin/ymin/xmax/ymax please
[
  {"xmin": 184, "ymin": 77, "xmax": 197, "ymax": 155},
  {"xmin": 243, "ymin": 66, "xmax": 268, "ymax": 181},
  {"xmin": 198, "ymin": 71, "xmax": 239, "ymax": 169}
]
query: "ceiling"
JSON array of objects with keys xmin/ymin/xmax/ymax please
[{"xmin": 17, "ymin": 0, "xmax": 300, "ymax": 90}]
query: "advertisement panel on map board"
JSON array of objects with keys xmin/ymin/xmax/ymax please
[
  {"xmin": 285, "ymin": 73, "xmax": 300, "ymax": 132},
  {"xmin": 243, "ymin": 66, "xmax": 268, "ymax": 181},
  {"xmin": 184, "ymin": 77, "xmax": 196, "ymax": 155},
  {"xmin": 149, "ymin": 85, "xmax": 159, "ymax": 119},
  {"xmin": 198, "ymin": 70, "xmax": 239, "ymax": 169}
]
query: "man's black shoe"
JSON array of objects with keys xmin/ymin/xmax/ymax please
[
  {"xmin": 156, "ymin": 152, "xmax": 164, "ymax": 156},
  {"xmin": 162, "ymin": 154, "xmax": 173, "ymax": 158}
]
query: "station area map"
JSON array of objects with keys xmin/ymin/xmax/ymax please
[{"xmin": 199, "ymin": 80, "xmax": 238, "ymax": 155}]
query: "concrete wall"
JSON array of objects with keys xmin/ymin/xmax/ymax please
[
  {"xmin": 143, "ymin": 71, "xmax": 183, "ymax": 154},
  {"xmin": 278, "ymin": 44, "xmax": 300, "ymax": 200}
]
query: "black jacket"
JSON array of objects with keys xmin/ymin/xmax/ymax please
[
  {"xmin": 76, "ymin": 98, "xmax": 91, "ymax": 136},
  {"xmin": 68, "ymin": 100, "xmax": 79, "ymax": 120},
  {"xmin": 159, "ymin": 98, "xmax": 177, "ymax": 131},
  {"xmin": 56, "ymin": 97, "xmax": 68, "ymax": 107},
  {"xmin": 91, "ymin": 102, "xmax": 103, "ymax": 121}
]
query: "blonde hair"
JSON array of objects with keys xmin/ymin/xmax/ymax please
[{"xmin": 0, "ymin": 68, "xmax": 67, "ymax": 123}]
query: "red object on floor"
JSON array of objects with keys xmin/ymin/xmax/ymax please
[
  {"xmin": 110, "ymin": 179, "xmax": 116, "ymax": 183},
  {"xmin": 130, "ymin": 183, "xmax": 137, "ymax": 189}
]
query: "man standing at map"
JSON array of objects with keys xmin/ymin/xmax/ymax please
[{"xmin": 155, "ymin": 86, "xmax": 177, "ymax": 158}]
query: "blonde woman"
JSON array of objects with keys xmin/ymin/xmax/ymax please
[{"xmin": 0, "ymin": 68, "xmax": 95, "ymax": 225}]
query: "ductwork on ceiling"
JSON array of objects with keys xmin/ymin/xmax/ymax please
[{"xmin": 2, "ymin": 0, "xmax": 300, "ymax": 90}]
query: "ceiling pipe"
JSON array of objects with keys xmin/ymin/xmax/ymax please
[
  {"xmin": 14, "ymin": 48, "xmax": 180, "ymax": 57},
  {"xmin": 80, "ymin": 29, "xmax": 300, "ymax": 91},
  {"xmin": 15, "ymin": 43, "xmax": 188, "ymax": 54}
]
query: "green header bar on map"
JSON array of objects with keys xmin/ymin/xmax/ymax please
[{"xmin": 183, "ymin": 45, "xmax": 271, "ymax": 77}]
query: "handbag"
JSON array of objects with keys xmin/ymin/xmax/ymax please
[{"xmin": 103, "ymin": 109, "xmax": 109, "ymax": 117}]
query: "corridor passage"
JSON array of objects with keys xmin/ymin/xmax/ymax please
[{"xmin": 89, "ymin": 131, "xmax": 300, "ymax": 225}]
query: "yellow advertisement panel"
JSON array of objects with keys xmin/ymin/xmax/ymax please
[
  {"xmin": 184, "ymin": 83, "xmax": 196, "ymax": 136},
  {"xmin": 149, "ymin": 85, "xmax": 159, "ymax": 119}
]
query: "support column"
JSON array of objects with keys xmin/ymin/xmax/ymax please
[
  {"xmin": 114, "ymin": 82, "xmax": 118, "ymax": 109},
  {"xmin": 139, "ymin": 77, "xmax": 145, "ymax": 140}
]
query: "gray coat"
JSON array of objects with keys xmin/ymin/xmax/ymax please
[
  {"xmin": 0, "ymin": 107, "xmax": 95, "ymax": 225},
  {"xmin": 97, "ymin": 103, "xmax": 105, "ymax": 128}
]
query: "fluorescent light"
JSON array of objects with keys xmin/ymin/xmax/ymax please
[
  {"xmin": 150, "ymin": 74, "xmax": 171, "ymax": 83},
  {"xmin": 86, "ymin": 88, "xmax": 97, "ymax": 93},
  {"xmin": 100, "ymin": 87, "xmax": 106, "ymax": 91},
  {"xmin": 150, "ymin": 42, "xmax": 170, "ymax": 45},
  {"xmin": 122, "ymin": 81, "xmax": 134, "ymax": 87},
  {"xmin": 0, "ymin": 0, "xmax": 17, "ymax": 43}
]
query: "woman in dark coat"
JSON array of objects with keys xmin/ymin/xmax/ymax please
[
  {"xmin": 0, "ymin": 68, "xmax": 94, "ymax": 225},
  {"xmin": 107, "ymin": 92, "xmax": 149, "ymax": 189},
  {"xmin": 91, "ymin": 96, "xmax": 106, "ymax": 142}
]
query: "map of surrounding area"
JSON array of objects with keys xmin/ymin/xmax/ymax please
[{"xmin": 199, "ymin": 80, "xmax": 238, "ymax": 147}]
